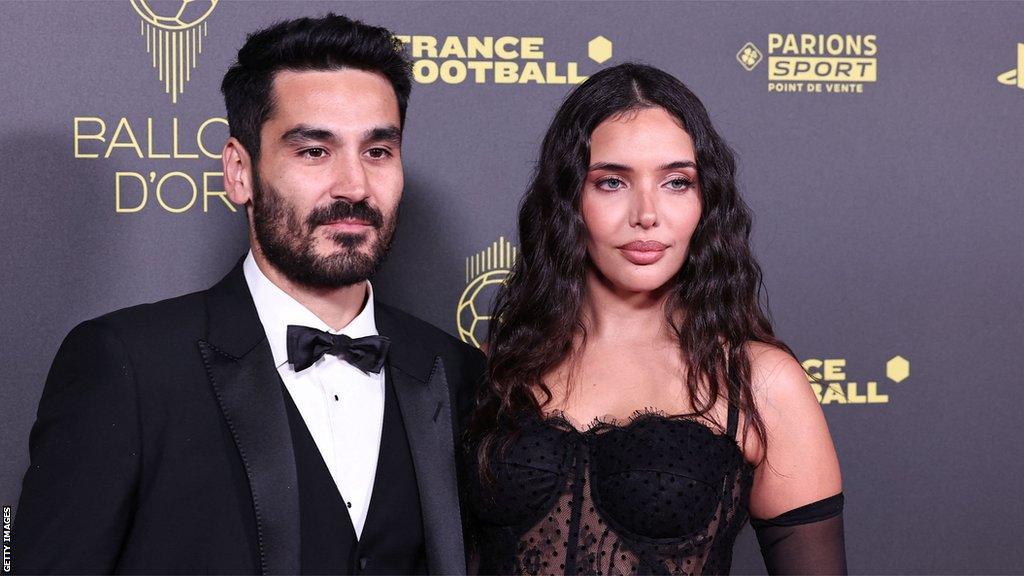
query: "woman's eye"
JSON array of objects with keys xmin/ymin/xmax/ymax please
[
  {"xmin": 366, "ymin": 147, "xmax": 392, "ymax": 159},
  {"xmin": 599, "ymin": 178, "xmax": 624, "ymax": 190},
  {"xmin": 302, "ymin": 147, "xmax": 327, "ymax": 159},
  {"xmin": 667, "ymin": 177, "xmax": 693, "ymax": 190}
]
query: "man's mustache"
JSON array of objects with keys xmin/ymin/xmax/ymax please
[{"xmin": 306, "ymin": 200, "xmax": 384, "ymax": 230}]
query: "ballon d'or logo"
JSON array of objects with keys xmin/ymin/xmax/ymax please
[
  {"xmin": 130, "ymin": 0, "xmax": 219, "ymax": 103},
  {"xmin": 457, "ymin": 237, "xmax": 518, "ymax": 349}
]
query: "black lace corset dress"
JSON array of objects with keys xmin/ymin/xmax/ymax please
[{"xmin": 464, "ymin": 409, "xmax": 754, "ymax": 576}]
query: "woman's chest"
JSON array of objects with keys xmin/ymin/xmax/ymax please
[{"xmin": 468, "ymin": 414, "xmax": 753, "ymax": 542}]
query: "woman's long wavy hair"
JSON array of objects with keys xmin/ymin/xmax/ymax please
[{"xmin": 471, "ymin": 62, "xmax": 794, "ymax": 477}]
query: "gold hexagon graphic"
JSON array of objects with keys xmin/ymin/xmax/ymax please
[
  {"xmin": 588, "ymin": 36, "xmax": 613, "ymax": 64},
  {"xmin": 886, "ymin": 355, "xmax": 910, "ymax": 383}
]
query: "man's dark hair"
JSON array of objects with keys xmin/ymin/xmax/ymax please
[{"xmin": 221, "ymin": 13, "xmax": 412, "ymax": 164}]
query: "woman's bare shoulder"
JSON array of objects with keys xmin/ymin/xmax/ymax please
[{"xmin": 743, "ymin": 341, "xmax": 842, "ymax": 518}]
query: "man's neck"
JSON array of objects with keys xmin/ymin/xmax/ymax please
[{"xmin": 250, "ymin": 247, "xmax": 368, "ymax": 332}]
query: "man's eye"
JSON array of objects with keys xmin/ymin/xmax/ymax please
[
  {"xmin": 366, "ymin": 147, "xmax": 392, "ymax": 159},
  {"xmin": 302, "ymin": 147, "xmax": 327, "ymax": 159}
]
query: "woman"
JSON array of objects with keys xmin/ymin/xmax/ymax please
[{"xmin": 465, "ymin": 63, "xmax": 846, "ymax": 575}]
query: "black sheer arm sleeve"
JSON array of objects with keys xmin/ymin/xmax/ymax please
[{"xmin": 751, "ymin": 492, "xmax": 847, "ymax": 575}]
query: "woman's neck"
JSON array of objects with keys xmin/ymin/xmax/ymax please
[{"xmin": 580, "ymin": 269, "xmax": 677, "ymax": 344}]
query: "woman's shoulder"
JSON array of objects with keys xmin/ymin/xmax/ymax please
[
  {"xmin": 737, "ymin": 341, "xmax": 830, "ymax": 465},
  {"xmin": 742, "ymin": 342, "xmax": 842, "ymax": 517},
  {"xmin": 744, "ymin": 341, "xmax": 813, "ymax": 407}
]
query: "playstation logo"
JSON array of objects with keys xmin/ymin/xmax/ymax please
[{"xmin": 997, "ymin": 43, "xmax": 1024, "ymax": 90}]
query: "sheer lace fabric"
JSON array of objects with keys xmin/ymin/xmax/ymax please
[{"xmin": 466, "ymin": 411, "xmax": 754, "ymax": 575}]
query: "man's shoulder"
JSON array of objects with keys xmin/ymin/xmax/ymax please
[
  {"xmin": 376, "ymin": 301, "xmax": 483, "ymax": 364},
  {"xmin": 48, "ymin": 287, "xmax": 214, "ymax": 380},
  {"xmin": 82, "ymin": 288, "xmax": 209, "ymax": 345}
]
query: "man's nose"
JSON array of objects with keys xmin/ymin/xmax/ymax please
[{"xmin": 330, "ymin": 152, "xmax": 370, "ymax": 203}]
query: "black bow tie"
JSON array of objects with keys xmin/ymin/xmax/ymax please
[{"xmin": 286, "ymin": 325, "xmax": 390, "ymax": 374}]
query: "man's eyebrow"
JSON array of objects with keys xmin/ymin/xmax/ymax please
[
  {"xmin": 364, "ymin": 125, "xmax": 402, "ymax": 144},
  {"xmin": 280, "ymin": 125, "xmax": 337, "ymax": 145}
]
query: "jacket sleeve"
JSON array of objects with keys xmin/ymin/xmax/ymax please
[
  {"xmin": 456, "ymin": 346, "xmax": 487, "ymax": 435},
  {"xmin": 14, "ymin": 320, "xmax": 141, "ymax": 574},
  {"xmin": 450, "ymin": 344, "xmax": 487, "ymax": 575}
]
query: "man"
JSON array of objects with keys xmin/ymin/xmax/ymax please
[{"xmin": 14, "ymin": 14, "xmax": 484, "ymax": 575}]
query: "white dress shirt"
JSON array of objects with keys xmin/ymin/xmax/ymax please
[{"xmin": 243, "ymin": 251, "xmax": 384, "ymax": 538}]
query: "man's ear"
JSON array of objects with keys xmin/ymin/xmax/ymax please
[{"xmin": 222, "ymin": 137, "xmax": 254, "ymax": 207}]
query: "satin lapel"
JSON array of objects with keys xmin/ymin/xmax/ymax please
[
  {"xmin": 197, "ymin": 261, "xmax": 300, "ymax": 576},
  {"xmin": 377, "ymin": 306, "xmax": 466, "ymax": 575},
  {"xmin": 390, "ymin": 358, "xmax": 464, "ymax": 575}
]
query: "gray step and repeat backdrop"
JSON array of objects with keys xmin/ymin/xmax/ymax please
[{"xmin": 2, "ymin": 1, "xmax": 1022, "ymax": 573}]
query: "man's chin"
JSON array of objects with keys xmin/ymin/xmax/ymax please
[
  {"xmin": 314, "ymin": 243, "xmax": 375, "ymax": 262},
  {"xmin": 318, "ymin": 230, "xmax": 376, "ymax": 251}
]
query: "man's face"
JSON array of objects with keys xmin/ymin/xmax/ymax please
[{"xmin": 251, "ymin": 68, "xmax": 403, "ymax": 288}]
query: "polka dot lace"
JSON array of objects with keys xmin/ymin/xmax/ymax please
[{"xmin": 465, "ymin": 409, "xmax": 754, "ymax": 575}]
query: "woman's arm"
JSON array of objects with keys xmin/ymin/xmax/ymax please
[{"xmin": 745, "ymin": 344, "xmax": 846, "ymax": 575}]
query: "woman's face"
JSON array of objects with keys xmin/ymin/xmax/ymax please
[{"xmin": 581, "ymin": 106, "xmax": 703, "ymax": 295}]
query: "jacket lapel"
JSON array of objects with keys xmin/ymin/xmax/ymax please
[
  {"xmin": 197, "ymin": 261, "xmax": 300, "ymax": 576},
  {"xmin": 376, "ymin": 305, "xmax": 466, "ymax": 575}
]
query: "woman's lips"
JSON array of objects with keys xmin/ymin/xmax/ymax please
[{"xmin": 618, "ymin": 240, "xmax": 667, "ymax": 265}]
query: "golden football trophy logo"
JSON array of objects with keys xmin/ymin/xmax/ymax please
[
  {"xmin": 997, "ymin": 43, "xmax": 1024, "ymax": 89},
  {"xmin": 130, "ymin": 0, "xmax": 218, "ymax": 103},
  {"xmin": 456, "ymin": 237, "xmax": 518, "ymax": 348}
]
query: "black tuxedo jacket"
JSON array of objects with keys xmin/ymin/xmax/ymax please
[{"xmin": 14, "ymin": 260, "xmax": 485, "ymax": 575}]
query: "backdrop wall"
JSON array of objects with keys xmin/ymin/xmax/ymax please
[{"xmin": 2, "ymin": 1, "xmax": 1022, "ymax": 573}]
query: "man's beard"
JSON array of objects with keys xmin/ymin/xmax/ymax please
[{"xmin": 251, "ymin": 173, "xmax": 398, "ymax": 289}]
